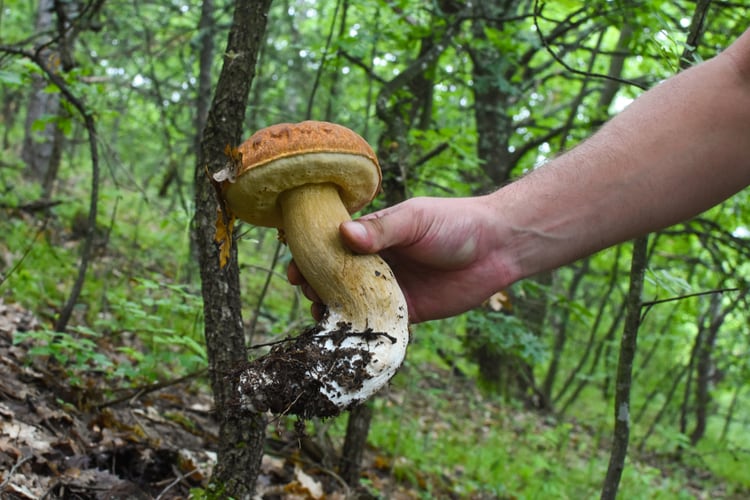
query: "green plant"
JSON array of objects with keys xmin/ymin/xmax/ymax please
[
  {"xmin": 95, "ymin": 277, "xmax": 207, "ymax": 383},
  {"xmin": 466, "ymin": 310, "xmax": 548, "ymax": 366},
  {"xmin": 13, "ymin": 326, "xmax": 114, "ymax": 387}
]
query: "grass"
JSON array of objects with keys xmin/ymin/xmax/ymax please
[{"xmin": 352, "ymin": 357, "xmax": 732, "ymax": 499}]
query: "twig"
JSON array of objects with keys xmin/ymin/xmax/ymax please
[
  {"xmin": 640, "ymin": 287, "xmax": 744, "ymax": 322},
  {"xmin": 0, "ymin": 454, "xmax": 33, "ymax": 491},
  {"xmin": 532, "ymin": 0, "xmax": 647, "ymax": 90},
  {"xmin": 0, "ymin": 199, "xmax": 64, "ymax": 212},
  {"xmin": 246, "ymin": 325, "xmax": 396, "ymax": 352},
  {"xmin": 96, "ymin": 367, "xmax": 208, "ymax": 409},
  {"xmin": 305, "ymin": 0, "xmax": 343, "ymax": 119},
  {"xmin": 155, "ymin": 465, "xmax": 200, "ymax": 500},
  {"xmin": 247, "ymin": 335, "xmax": 296, "ymax": 351},
  {"xmin": 0, "ymin": 218, "xmax": 48, "ymax": 287},
  {"xmin": 411, "ymin": 142, "xmax": 449, "ymax": 169},
  {"xmin": 248, "ymin": 239, "xmax": 284, "ymax": 339}
]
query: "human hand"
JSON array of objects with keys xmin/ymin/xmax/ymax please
[{"xmin": 287, "ymin": 195, "xmax": 517, "ymax": 323}]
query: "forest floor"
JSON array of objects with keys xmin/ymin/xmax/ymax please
[
  {"xmin": 0, "ymin": 298, "xmax": 443, "ymax": 499},
  {"xmin": 0, "ymin": 297, "xmax": 745, "ymax": 500}
]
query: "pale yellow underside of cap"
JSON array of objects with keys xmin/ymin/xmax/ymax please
[{"xmin": 224, "ymin": 152, "xmax": 381, "ymax": 228}]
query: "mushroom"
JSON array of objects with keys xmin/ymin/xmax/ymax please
[{"xmin": 214, "ymin": 120, "xmax": 409, "ymax": 418}]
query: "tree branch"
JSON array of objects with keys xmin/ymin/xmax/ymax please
[
  {"xmin": 0, "ymin": 43, "xmax": 101, "ymax": 333},
  {"xmin": 532, "ymin": 0, "xmax": 648, "ymax": 90}
]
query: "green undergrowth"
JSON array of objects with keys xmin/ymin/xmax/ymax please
[
  {"xmin": 2, "ymin": 165, "xmax": 748, "ymax": 498},
  {"xmin": 1, "ymin": 163, "xmax": 208, "ymax": 388},
  {"xmin": 327, "ymin": 332, "xmax": 737, "ymax": 498},
  {"xmin": 316, "ymin": 319, "xmax": 747, "ymax": 498}
]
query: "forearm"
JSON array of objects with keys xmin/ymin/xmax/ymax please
[{"xmin": 493, "ymin": 31, "xmax": 750, "ymax": 282}]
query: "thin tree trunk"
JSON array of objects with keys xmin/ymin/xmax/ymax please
[
  {"xmin": 690, "ymin": 291, "xmax": 742, "ymax": 445},
  {"xmin": 555, "ymin": 245, "xmax": 623, "ymax": 407},
  {"xmin": 601, "ymin": 236, "xmax": 648, "ymax": 500},
  {"xmin": 339, "ymin": 403, "xmax": 373, "ymax": 486},
  {"xmin": 324, "ymin": 0, "xmax": 349, "ymax": 122},
  {"xmin": 23, "ymin": 0, "xmax": 62, "ymax": 191},
  {"xmin": 558, "ymin": 300, "xmax": 626, "ymax": 416},
  {"xmin": 720, "ymin": 385, "xmax": 742, "ymax": 442},
  {"xmin": 467, "ymin": 0, "xmax": 545, "ymax": 405},
  {"xmin": 542, "ymin": 259, "xmax": 589, "ymax": 405},
  {"xmin": 689, "ymin": 294, "xmax": 722, "ymax": 445},
  {"xmin": 636, "ymin": 362, "xmax": 689, "ymax": 453},
  {"xmin": 193, "ymin": 1, "xmax": 272, "ymax": 496},
  {"xmin": 195, "ymin": 0, "xmax": 216, "ymax": 155}
]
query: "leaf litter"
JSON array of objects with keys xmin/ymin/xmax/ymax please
[{"xmin": 0, "ymin": 299, "xmax": 424, "ymax": 499}]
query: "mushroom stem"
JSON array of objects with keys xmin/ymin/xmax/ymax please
[
  {"xmin": 233, "ymin": 182, "xmax": 409, "ymax": 418},
  {"xmin": 279, "ymin": 183, "xmax": 404, "ymax": 332}
]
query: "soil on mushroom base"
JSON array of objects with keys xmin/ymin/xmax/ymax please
[{"xmin": 231, "ymin": 322, "xmax": 397, "ymax": 419}]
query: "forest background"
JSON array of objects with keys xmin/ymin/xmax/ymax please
[{"xmin": 1, "ymin": 0, "xmax": 749, "ymax": 498}]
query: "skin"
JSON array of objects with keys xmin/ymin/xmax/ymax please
[{"xmin": 289, "ymin": 28, "xmax": 750, "ymax": 324}]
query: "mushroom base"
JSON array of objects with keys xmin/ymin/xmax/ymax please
[{"xmin": 231, "ymin": 322, "xmax": 398, "ymax": 419}]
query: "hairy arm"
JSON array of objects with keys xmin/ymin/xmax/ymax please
[
  {"xmin": 494, "ymin": 28, "xmax": 750, "ymax": 283},
  {"xmin": 293, "ymin": 29, "xmax": 750, "ymax": 323}
]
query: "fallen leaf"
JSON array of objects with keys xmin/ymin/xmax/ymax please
[
  {"xmin": 206, "ymin": 145, "xmax": 243, "ymax": 269},
  {"xmin": 295, "ymin": 465, "xmax": 324, "ymax": 499},
  {"xmin": 286, "ymin": 464, "xmax": 324, "ymax": 499},
  {"xmin": 213, "ymin": 206, "xmax": 236, "ymax": 269},
  {"xmin": 487, "ymin": 290, "xmax": 513, "ymax": 313}
]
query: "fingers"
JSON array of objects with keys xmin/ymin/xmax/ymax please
[
  {"xmin": 310, "ymin": 302, "xmax": 326, "ymax": 322},
  {"xmin": 288, "ymin": 261, "xmax": 325, "ymax": 321},
  {"xmin": 286, "ymin": 260, "xmax": 305, "ymax": 285},
  {"xmin": 287, "ymin": 261, "xmax": 321, "ymax": 303},
  {"xmin": 289, "ymin": 261, "xmax": 326, "ymax": 321}
]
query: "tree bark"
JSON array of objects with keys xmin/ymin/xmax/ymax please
[
  {"xmin": 600, "ymin": 236, "xmax": 648, "ymax": 500},
  {"xmin": 22, "ymin": 0, "xmax": 64, "ymax": 199},
  {"xmin": 193, "ymin": 0, "xmax": 272, "ymax": 496},
  {"xmin": 339, "ymin": 403, "xmax": 373, "ymax": 486},
  {"xmin": 468, "ymin": 0, "xmax": 517, "ymax": 186}
]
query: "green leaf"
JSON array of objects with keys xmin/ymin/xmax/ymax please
[{"xmin": 0, "ymin": 69, "xmax": 23, "ymax": 85}]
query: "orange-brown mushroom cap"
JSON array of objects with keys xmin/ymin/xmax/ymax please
[{"xmin": 221, "ymin": 121, "xmax": 382, "ymax": 228}]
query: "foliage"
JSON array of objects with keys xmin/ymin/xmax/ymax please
[
  {"xmin": 466, "ymin": 310, "xmax": 548, "ymax": 366},
  {"xmin": 1, "ymin": 0, "xmax": 749, "ymax": 497}
]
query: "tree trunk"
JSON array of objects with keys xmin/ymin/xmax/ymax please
[
  {"xmin": 467, "ymin": 0, "xmax": 544, "ymax": 404},
  {"xmin": 468, "ymin": 1, "xmax": 516, "ymax": 186},
  {"xmin": 600, "ymin": 236, "xmax": 648, "ymax": 500},
  {"xmin": 375, "ymin": 11, "xmax": 457, "ymax": 206},
  {"xmin": 193, "ymin": 0, "xmax": 272, "ymax": 496},
  {"xmin": 22, "ymin": 0, "xmax": 64, "ymax": 199},
  {"xmin": 690, "ymin": 291, "xmax": 741, "ymax": 445},
  {"xmin": 339, "ymin": 403, "xmax": 373, "ymax": 486}
]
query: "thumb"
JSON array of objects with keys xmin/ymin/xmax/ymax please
[
  {"xmin": 340, "ymin": 219, "xmax": 385, "ymax": 254},
  {"xmin": 341, "ymin": 205, "xmax": 414, "ymax": 254}
]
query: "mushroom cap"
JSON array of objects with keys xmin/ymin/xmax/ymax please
[{"xmin": 223, "ymin": 121, "xmax": 382, "ymax": 228}]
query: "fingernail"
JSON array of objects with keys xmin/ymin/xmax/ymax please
[{"xmin": 344, "ymin": 221, "xmax": 368, "ymax": 241}]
